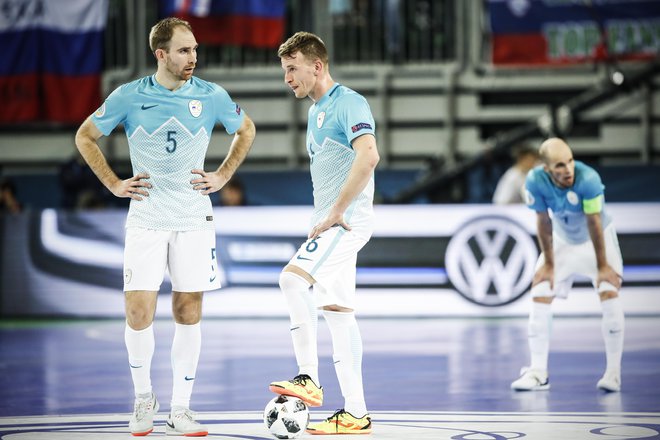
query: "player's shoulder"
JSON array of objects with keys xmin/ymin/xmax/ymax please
[
  {"xmin": 526, "ymin": 165, "xmax": 547, "ymax": 187},
  {"xmin": 333, "ymin": 84, "xmax": 367, "ymax": 105},
  {"xmin": 189, "ymin": 76, "xmax": 226, "ymax": 95},
  {"xmin": 574, "ymin": 160, "xmax": 603, "ymax": 192}
]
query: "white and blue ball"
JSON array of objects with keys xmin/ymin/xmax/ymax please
[{"xmin": 263, "ymin": 395, "xmax": 310, "ymax": 439}]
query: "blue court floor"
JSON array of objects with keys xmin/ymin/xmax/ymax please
[{"xmin": 0, "ymin": 316, "xmax": 659, "ymax": 439}]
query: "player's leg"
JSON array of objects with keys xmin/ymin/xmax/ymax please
[
  {"xmin": 124, "ymin": 228, "xmax": 168, "ymax": 435},
  {"xmin": 164, "ymin": 229, "xmax": 219, "ymax": 436},
  {"xmin": 306, "ymin": 234, "xmax": 371, "ymax": 435},
  {"xmin": 596, "ymin": 225, "xmax": 625, "ymax": 392},
  {"xmin": 511, "ymin": 281, "xmax": 553, "ymax": 391}
]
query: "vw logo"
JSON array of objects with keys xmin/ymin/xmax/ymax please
[{"xmin": 445, "ymin": 216, "xmax": 538, "ymax": 306}]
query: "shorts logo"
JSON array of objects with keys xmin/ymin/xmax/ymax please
[
  {"xmin": 189, "ymin": 100, "xmax": 203, "ymax": 118},
  {"xmin": 351, "ymin": 122, "xmax": 372, "ymax": 133},
  {"xmin": 317, "ymin": 111, "xmax": 325, "ymax": 128},
  {"xmin": 124, "ymin": 268, "xmax": 132, "ymax": 285},
  {"xmin": 566, "ymin": 190, "xmax": 579, "ymax": 205},
  {"xmin": 95, "ymin": 103, "xmax": 106, "ymax": 117},
  {"xmin": 235, "ymin": 104, "xmax": 242, "ymax": 115},
  {"xmin": 445, "ymin": 216, "xmax": 537, "ymax": 306}
]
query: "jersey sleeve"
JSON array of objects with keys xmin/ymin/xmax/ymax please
[
  {"xmin": 579, "ymin": 167, "xmax": 605, "ymax": 214},
  {"xmin": 524, "ymin": 169, "xmax": 548, "ymax": 212},
  {"xmin": 212, "ymin": 84, "xmax": 244, "ymax": 135},
  {"xmin": 338, "ymin": 93, "xmax": 376, "ymax": 145},
  {"xmin": 90, "ymin": 85, "xmax": 129, "ymax": 136}
]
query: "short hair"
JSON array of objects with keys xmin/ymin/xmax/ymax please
[
  {"xmin": 149, "ymin": 17, "xmax": 192, "ymax": 53},
  {"xmin": 277, "ymin": 31, "xmax": 328, "ymax": 65}
]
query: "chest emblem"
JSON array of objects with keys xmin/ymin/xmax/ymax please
[
  {"xmin": 317, "ymin": 111, "xmax": 325, "ymax": 128},
  {"xmin": 189, "ymin": 100, "xmax": 203, "ymax": 118},
  {"xmin": 566, "ymin": 190, "xmax": 579, "ymax": 205}
]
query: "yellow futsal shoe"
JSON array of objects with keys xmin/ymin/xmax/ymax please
[
  {"xmin": 269, "ymin": 374, "xmax": 323, "ymax": 407},
  {"xmin": 306, "ymin": 409, "xmax": 372, "ymax": 435}
]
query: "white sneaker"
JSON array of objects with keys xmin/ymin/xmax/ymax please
[
  {"xmin": 129, "ymin": 393, "xmax": 159, "ymax": 436},
  {"xmin": 511, "ymin": 367, "xmax": 550, "ymax": 391},
  {"xmin": 166, "ymin": 407, "xmax": 208, "ymax": 437},
  {"xmin": 597, "ymin": 370, "xmax": 621, "ymax": 392}
]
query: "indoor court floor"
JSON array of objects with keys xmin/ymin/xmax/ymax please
[{"xmin": 1, "ymin": 315, "xmax": 659, "ymax": 439}]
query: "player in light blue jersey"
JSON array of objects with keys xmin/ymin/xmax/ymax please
[
  {"xmin": 511, "ymin": 138, "xmax": 624, "ymax": 393},
  {"xmin": 268, "ymin": 32, "xmax": 379, "ymax": 435},
  {"xmin": 75, "ymin": 17, "xmax": 255, "ymax": 436}
]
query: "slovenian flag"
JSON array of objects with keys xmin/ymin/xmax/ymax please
[
  {"xmin": 161, "ymin": 0, "xmax": 286, "ymax": 48},
  {"xmin": 0, "ymin": 0, "xmax": 107, "ymax": 124},
  {"xmin": 487, "ymin": 0, "xmax": 660, "ymax": 66}
]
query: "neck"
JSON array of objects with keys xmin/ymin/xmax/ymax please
[
  {"xmin": 310, "ymin": 75, "xmax": 335, "ymax": 102},
  {"xmin": 155, "ymin": 69, "xmax": 186, "ymax": 91}
]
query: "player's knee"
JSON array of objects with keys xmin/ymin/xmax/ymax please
[
  {"xmin": 598, "ymin": 281, "xmax": 619, "ymax": 301},
  {"xmin": 279, "ymin": 271, "xmax": 310, "ymax": 293},
  {"xmin": 172, "ymin": 295, "xmax": 202, "ymax": 324},
  {"xmin": 322, "ymin": 304, "xmax": 353, "ymax": 312},
  {"xmin": 531, "ymin": 281, "xmax": 554, "ymax": 303},
  {"xmin": 126, "ymin": 308, "xmax": 154, "ymax": 329}
]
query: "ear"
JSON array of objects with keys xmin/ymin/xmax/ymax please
[
  {"xmin": 154, "ymin": 48, "xmax": 166, "ymax": 61},
  {"xmin": 314, "ymin": 60, "xmax": 323, "ymax": 76}
]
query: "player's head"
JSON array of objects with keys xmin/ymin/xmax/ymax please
[
  {"xmin": 150, "ymin": 17, "xmax": 197, "ymax": 81},
  {"xmin": 539, "ymin": 137, "xmax": 575, "ymax": 188},
  {"xmin": 278, "ymin": 32, "xmax": 329, "ymax": 100}
]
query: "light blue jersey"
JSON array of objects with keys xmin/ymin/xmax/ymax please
[
  {"xmin": 306, "ymin": 83, "xmax": 376, "ymax": 238},
  {"xmin": 91, "ymin": 75, "xmax": 244, "ymax": 231},
  {"xmin": 525, "ymin": 160, "xmax": 612, "ymax": 244}
]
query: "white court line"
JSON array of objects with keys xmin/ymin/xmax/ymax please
[{"xmin": 1, "ymin": 411, "xmax": 658, "ymax": 439}]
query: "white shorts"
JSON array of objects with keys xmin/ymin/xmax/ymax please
[
  {"xmin": 533, "ymin": 223, "xmax": 623, "ymax": 298},
  {"xmin": 123, "ymin": 227, "xmax": 221, "ymax": 293},
  {"xmin": 289, "ymin": 226, "xmax": 368, "ymax": 309}
]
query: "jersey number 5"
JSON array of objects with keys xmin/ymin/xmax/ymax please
[{"xmin": 166, "ymin": 130, "xmax": 177, "ymax": 153}]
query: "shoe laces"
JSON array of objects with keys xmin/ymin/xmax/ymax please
[
  {"xmin": 133, "ymin": 396, "xmax": 154, "ymax": 421},
  {"xmin": 291, "ymin": 374, "xmax": 312, "ymax": 386},
  {"xmin": 327, "ymin": 408, "xmax": 347, "ymax": 423},
  {"xmin": 172, "ymin": 408, "xmax": 196, "ymax": 422}
]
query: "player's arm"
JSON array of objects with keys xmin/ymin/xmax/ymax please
[
  {"xmin": 586, "ymin": 210, "xmax": 621, "ymax": 291},
  {"xmin": 533, "ymin": 210, "xmax": 555, "ymax": 287},
  {"xmin": 75, "ymin": 117, "xmax": 151, "ymax": 200},
  {"xmin": 309, "ymin": 133, "xmax": 380, "ymax": 239},
  {"xmin": 191, "ymin": 113, "xmax": 255, "ymax": 195}
]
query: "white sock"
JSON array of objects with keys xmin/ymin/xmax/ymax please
[
  {"xmin": 125, "ymin": 323, "xmax": 155, "ymax": 397},
  {"xmin": 601, "ymin": 297, "xmax": 624, "ymax": 373},
  {"xmin": 171, "ymin": 322, "xmax": 201, "ymax": 409},
  {"xmin": 323, "ymin": 310, "xmax": 367, "ymax": 418},
  {"xmin": 528, "ymin": 302, "xmax": 552, "ymax": 372},
  {"xmin": 279, "ymin": 272, "xmax": 319, "ymax": 385}
]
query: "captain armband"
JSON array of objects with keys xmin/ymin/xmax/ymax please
[{"xmin": 583, "ymin": 194, "xmax": 603, "ymax": 215}]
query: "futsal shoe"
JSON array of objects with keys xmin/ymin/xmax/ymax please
[
  {"xmin": 129, "ymin": 392, "xmax": 159, "ymax": 436},
  {"xmin": 306, "ymin": 409, "xmax": 372, "ymax": 435},
  {"xmin": 597, "ymin": 370, "xmax": 621, "ymax": 392},
  {"xmin": 511, "ymin": 367, "xmax": 550, "ymax": 391},
  {"xmin": 166, "ymin": 407, "xmax": 208, "ymax": 436},
  {"xmin": 269, "ymin": 373, "xmax": 323, "ymax": 407}
]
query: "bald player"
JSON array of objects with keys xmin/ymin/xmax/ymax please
[{"xmin": 511, "ymin": 138, "xmax": 624, "ymax": 393}]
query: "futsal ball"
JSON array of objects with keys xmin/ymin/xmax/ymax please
[{"xmin": 263, "ymin": 395, "xmax": 310, "ymax": 439}]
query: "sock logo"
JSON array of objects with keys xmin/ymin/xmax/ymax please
[{"xmin": 185, "ymin": 376, "xmax": 195, "ymax": 381}]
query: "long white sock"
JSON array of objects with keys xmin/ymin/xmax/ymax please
[
  {"xmin": 528, "ymin": 302, "xmax": 552, "ymax": 372},
  {"xmin": 323, "ymin": 310, "xmax": 367, "ymax": 418},
  {"xmin": 279, "ymin": 272, "xmax": 319, "ymax": 385},
  {"xmin": 124, "ymin": 323, "xmax": 155, "ymax": 396},
  {"xmin": 171, "ymin": 322, "xmax": 201, "ymax": 409},
  {"xmin": 600, "ymin": 297, "xmax": 625, "ymax": 373}
]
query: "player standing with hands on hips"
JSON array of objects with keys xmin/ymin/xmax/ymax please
[
  {"xmin": 269, "ymin": 32, "xmax": 379, "ymax": 435},
  {"xmin": 511, "ymin": 138, "xmax": 624, "ymax": 393},
  {"xmin": 75, "ymin": 17, "xmax": 255, "ymax": 436}
]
